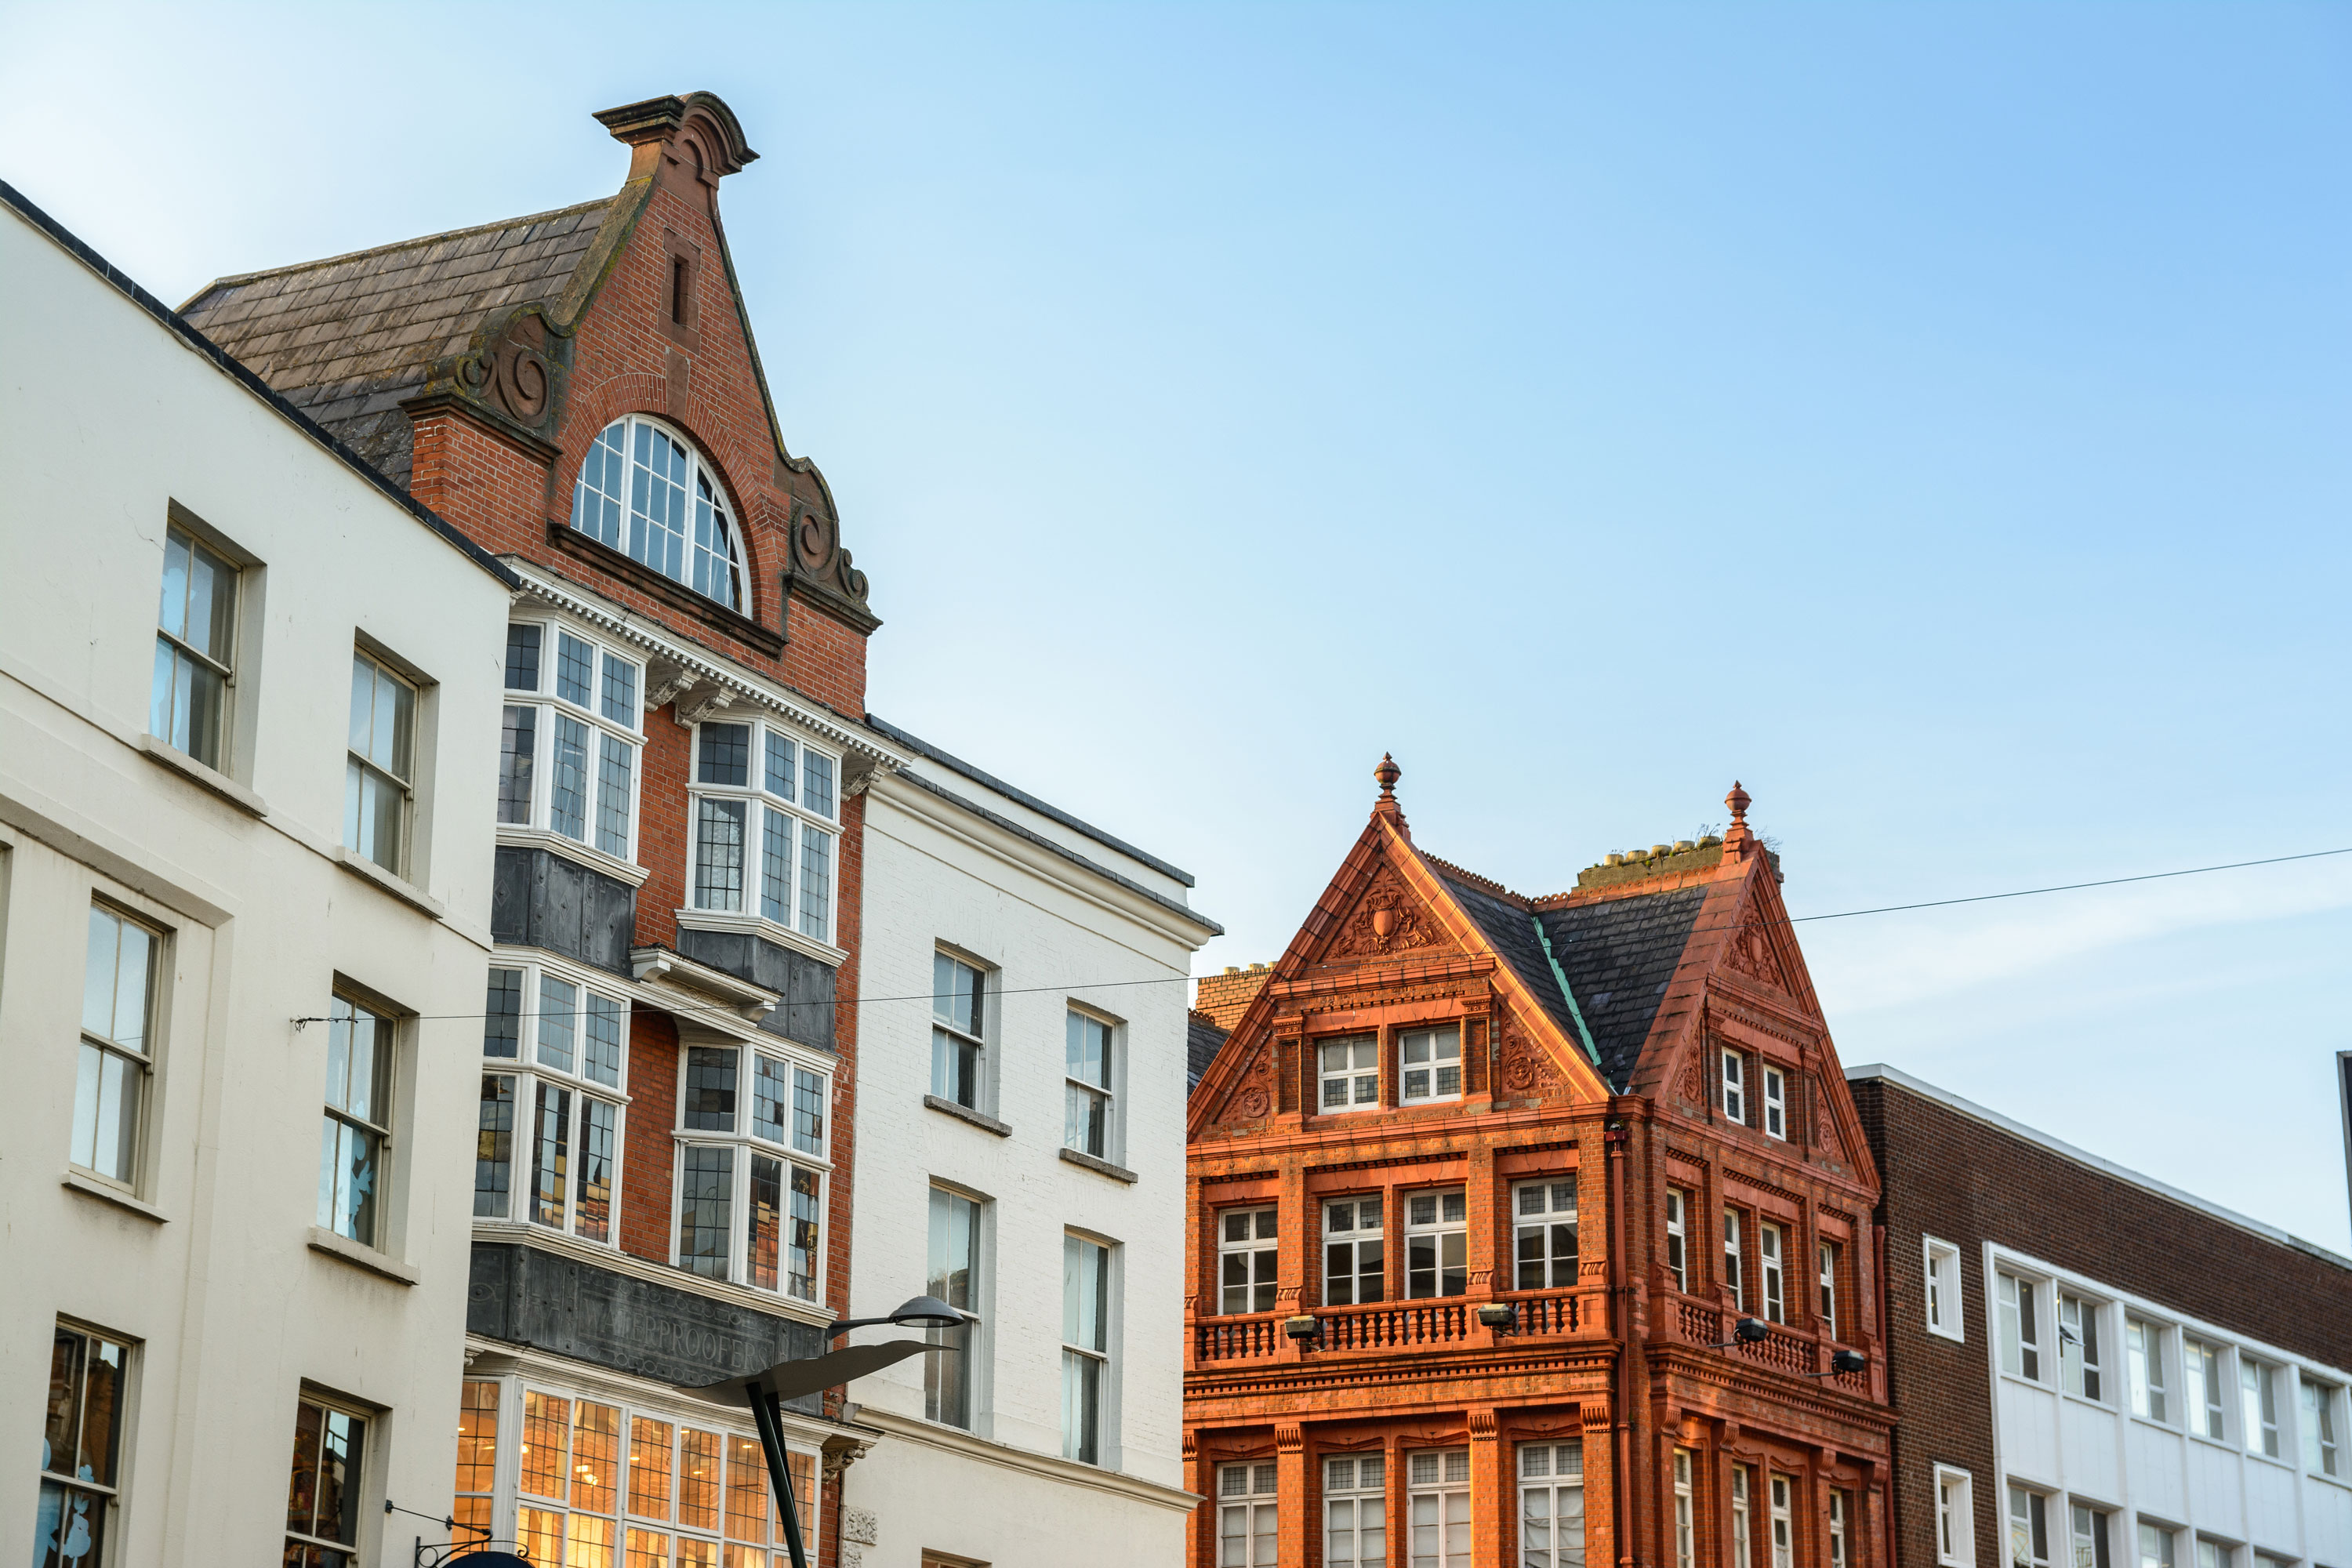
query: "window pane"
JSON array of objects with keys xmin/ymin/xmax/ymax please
[
  {"xmin": 684, "ymin": 1047, "xmax": 739, "ymax": 1131},
  {"xmin": 679, "ymin": 1429, "xmax": 722, "ymax": 1531},
  {"xmin": 596, "ymin": 734, "xmax": 633, "ymax": 857},
  {"xmin": 184, "ymin": 531, "xmax": 237, "ymax": 662},
  {"xmin": 787, "ymin": 1165, "xmax": 822, "ymax": 1301},
  {"xmin": 749, "ymin": 1154, "xmax": 782, "ymax": 1290},
  {"xmin": 572, "ymin": 1400, "xmax": 620, "ymax": 1515},
  {"xmin": 499, "ymin": 706, "xmax": 537, "ymax": 824},
  {"xmin": 764, "ymin": 731, "xmax": 797, "ymax": 800},
  {"xmin": 601, "ymin": 653, "xmax": 637, "ymax": 728},
  {"xmin": 531, "ymin": 1082, "xmax": 572, "ymax": 1229},
  {"xmin": 549, "ymin": 714, "xmax": 590, "ymax": 840},
  {"xmin": 792, "ymin": 1068, "xmax": 825, "ymax": 1156},
  {"xmin": 1067, "ymin": 1011, "xmax": 1109, "ymax": 1088},
  {"xmin": 474, "ymin": 1074, "xmax": 515, "ymax": 1218},
  {"xmin": 537, "ymin": 976, "xmax": 577, "ymax": 1073},
  {"xmin": 575, "ymin": 1098, "xmax": 616, "ymax": 1243},
  {"xmin": 522, "ymin": 1391, "xmax": 571, "ymax": 1500},
  {"xmin": 678, "ymin": 1147, "xmax": 735, "ymax": 1279},
  {"xmin": 725, "ymin": 1435, "xmax": 770, "ymax": 1541},
  {"xmin": 803, "ymin": 752, "xmax": 836, "ymax": 818},
  {"xmin": 698, "ymin": 723, "xmax": 750, "ymax": 786},
  {"xmin": 455, "ymin": 1380, "xmax": 499, "ymax": 1497},
  {"xmin": 927, "ymin": 1187, "xmax": 979, "ymax": 1427},
  {"xmin": 556, "ymin": 633, "xmax": 595, "ymax": 707},
  {"xmin": 760, "ymin": 807, "xmax": 792, "ymax": 924},
  {"xmin": 505, "ymin": 624, "xmax": 542, "ymax": 691},
  {"xmin": 582, "ymin": 994, "xmax": 624, "ymax": 1089},
  {"xmin": 798, "ymin": 825, "xmax": 832, "ymax": 941},
  {"xmin": 753, "ymin": 1056, "xmax": 789, "ymax": 1143},
  {"xmin": 628, "ymin": 1417, "xmax": 675, "ymax": 1519},
  {"xmin": 484, "ymin": 967, "xmax": 521, "ymax": 1058},
  {"xmin": 695, "ymin": 798, "xmax": 747, "ymax": 910},
  {"xmin": 1064, "ymin": 1236, "xmax": 1108, "ymax": 1352}
]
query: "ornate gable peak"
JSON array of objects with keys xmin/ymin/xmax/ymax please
[{"xmin": 596, "ymin": 92, "xmax": 758, "ymax": 187}]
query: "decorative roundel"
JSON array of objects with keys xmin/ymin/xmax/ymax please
[{"xmin": 793, "ymin": 507, "xmax": 838, "ymax": 575}]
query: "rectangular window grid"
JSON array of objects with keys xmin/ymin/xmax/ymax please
[
  {"xmin": 39, "ymin": 1324, "xmax": 129, "ymax": 1568},
  {"xmin": 1408, "ymin": 1449, "xmax": 1472, "ymax": 1568},
  {"xmin": 1325, "ymin": 1196, "xmax": 1385, "ymax": 1306},
  {"xmin": 1405, "ymin": 1190, "xmax": 1468, "ymax": 1299},
  {"xmin": 931, "ymin": 953, "xmax": 986, "ymax": 1110},
  {"xmin": 1327, "ymin": 1453, "xmax": 1387, "ymax": 1568},
  {"xmin": 74, "ymin": 904, "xmax": 156, "ymax": 1187},
  {"xmin": 1520, "ymin": 1442, "xmax": 1584, "ymax": 1568},
  {"xmin": 1515, "ymin": 1179, "xmax": 1578, "ymax": 1290},
  {"xmin": 1222, "ymin": 1207, "xmax": 1279, "ymax": 1315}
]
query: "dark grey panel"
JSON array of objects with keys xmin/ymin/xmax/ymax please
[
  {"xmin": 492, "ymin": 846, "xmax": 636, "ymax": 975},
  {"xmin": 673, "ymin": 927, "xmax": 836, "ymax": 1053},
  {"xmin": 467, "ymin": 1241, "xmax": 826, "ymax": 1407}
]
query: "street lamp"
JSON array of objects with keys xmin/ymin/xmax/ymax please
[
  {"xmin": 1709, "ymin": 1316, "xmax": 1771, "ymax": 1348},
  {"xmin": 687, "ymin": 1296, "xmax": 968, "ymax": 1568}
]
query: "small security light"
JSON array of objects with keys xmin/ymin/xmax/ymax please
[
  {"xmin": 1795, "ymin": 1348, "xmax": 1871, "ymax": 1379},
  {"xmin": 1476, "ymin": 1303, "xmax": 1518, "ymax": 1330},
  {"xmin": 1283, "ymin": 1316, "xmax": 1321, "ymax": 1341},
  {"xmin": 1710, "ymin": 1316, "xmax": 1771, "ymax": 1348}
]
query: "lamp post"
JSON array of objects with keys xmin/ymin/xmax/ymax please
[{"xmin": 687, "ymin": 1294, "xmax": 966, "ymax": 1568}]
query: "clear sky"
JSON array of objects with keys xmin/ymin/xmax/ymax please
[{"xmin": 7, "ymin": 2, "xmax": 2348, "ymax": 1251}]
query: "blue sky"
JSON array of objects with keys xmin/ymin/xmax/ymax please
[{"xmin": 7, "ymin": 2, "xmax": 2348, "ymax": 1250}]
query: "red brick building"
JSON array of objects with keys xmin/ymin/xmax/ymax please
[
  {"xmin": 1185, "ymin": 764, "xmax": 1893, "ymax": 1568},
  {"xmin": 184, "ymin": 93, "xmax": 896, "ymax": 1566}
]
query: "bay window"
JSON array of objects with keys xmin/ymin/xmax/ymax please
[
  {"xmin": 688, "ymin": 720, "xmax": 839, "ymax": 945},
  {"xmin": 672, "ymin": 1040, "xmax": 831, "ymax": 1301},
  {"xmin": 474, "ymin": 964, "xmax": 626, "ymax": 1244},
  {"xmin": 499, "ymin": 620, "xmax": 641, "ymax": 863}
]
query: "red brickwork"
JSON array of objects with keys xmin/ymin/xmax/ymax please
[
  {"xmin": 622, "ymin": 1007, "xmax": 683, "ymax": 1261},
  {"xmin": 1193, "ymin": 964, "xmax": 1274, "ymax": 1031},
  {"xmin": 1849, "ymin": 1073, "xmax": 2352, "ymax": 1568},
  {"xmin": 1186, "ymin": 788, "xmax": 1893, "ymax": 1568}
]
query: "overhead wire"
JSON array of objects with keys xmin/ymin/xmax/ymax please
[{"xmin": 288, "ymin": 842, "xmax": 2352, "ymax": 1028}]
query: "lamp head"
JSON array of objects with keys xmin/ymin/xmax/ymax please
[
  {"xmin": 1831, "ymin": 1349, "xmax": 1868, "ymax": 1374},
  {"xmin": 1283, "ymin": 1316, "xmax": 1320, "ymax": 1341},
  {"xmin": 1733, "ymin": 1316, "xmax": 1770, "ymax": 1344},
  {"xmin": 887, "ymin": 1294, "xmax": 967, "ymax": 1330},
  {"xmin": 1475, "ymin": 1303, "xmax": 1517, "ymax": 1329}
]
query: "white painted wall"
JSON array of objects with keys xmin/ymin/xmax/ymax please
[
  {"xmin": 1984, "ymin": 1245, "xmax": 2352, "ymax": 1568},
  {"xmin": 0, "ymin": 198, "xmax": 510, "ymax": 1564},
  {"xmin": 844, "ymin": 757, "xmax": 1217, "ymax": 1566}
]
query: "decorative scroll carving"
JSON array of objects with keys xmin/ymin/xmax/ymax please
[
  {"xmin": 1494, "ymin": 1016, "xmax": 1566, "ymax": 1100},
  {"xmin": 1813, "ymin": 1082, "xmax": 1849, "ymax": 1163},
  {"xmin": 1328, "ymin": 869, "xmax": 1438, "ymax": 960},
  {"xmin": 1676, "ymin": 1042, "xmax": 1707, "ymax": 1105},
  {"xmin": 781, "ymin": 497, "xmax": 875, "ymax": 624}
]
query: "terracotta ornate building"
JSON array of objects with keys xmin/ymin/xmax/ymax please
[
  {"xmin": 1185, "ymin": 763, "xmax": 1893, "ymax": 1568},
  {"xmin": 183, "ymin": 93, "xmax": 895, "ymax": 1565}
]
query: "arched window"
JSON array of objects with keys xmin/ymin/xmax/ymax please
[{"xmin": 569, "ymin": 416, "xmax": 745, "ymax": 611}]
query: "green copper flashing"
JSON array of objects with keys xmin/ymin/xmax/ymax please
[{"xmin": 1532, "ymin": 914, "xmax": 1602, "ymax": 1066}]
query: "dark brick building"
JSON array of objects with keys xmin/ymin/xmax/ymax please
[
  {"xmin": 1848, "ymin": 1066, "xmax": 2352, "ymax": 1568},
  {"xmin": 1186, "ymin": 770, "xmax": 1892, "ymax": 1568},
  {"xmin": 183, "ymin": 92, "xmax": 898, "ymax": 1566}
]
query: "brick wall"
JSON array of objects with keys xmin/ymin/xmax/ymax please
[
  {"xmin": 1851, "ymin": 1071, "xmax": 2352, "ymax": 1568},
  {"xmin": 1193, "ymin": 963, "xmax": 1272, "ymax": 1031}
]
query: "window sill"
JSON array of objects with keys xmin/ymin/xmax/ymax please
[
  {"xmin": 307, "ymin": 1225, "xmax": 419, "ymax": 1286},
  {"xmin": 137, "ymin": 735, "xmax": 267, "ymax": 817},
  {"xmin": 674, "ymin": 907, "xmax": 846, "ymax": 969},
  {"xmin": 336, "ymin": 848, "xmax": 445, "ymax": 919},
  {"xmin": 1926, "ymin": 1325, "xmax": 1967, "ymax": 1345},
  {"xmin": 924, "ymin": 1094, "xmax": 1011, "ymax": 1138},
  {"xmin": 499, "ymin": 826, "xmax": 650, "ymax": 887},
  {"xmin": 1059, "ymin": 1147, "xmax": 1138, "ymax": 1185},
  {"xmin": 62, "ymin": 1170, "xmax": 168, "ymax": 1223}
]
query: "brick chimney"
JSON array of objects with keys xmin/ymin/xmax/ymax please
[{"xmin": 1193, "ymin": 963, "xmax": 1274, "ymax": 1032}]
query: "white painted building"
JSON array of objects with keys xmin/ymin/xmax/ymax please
[
  {"xmin": 1, "ymin": 183, "xmax": 514, "ymax": 1565},
  {"xmin": 844, "ymin": 719, "xmax": 1220, "ymax": 1567}
]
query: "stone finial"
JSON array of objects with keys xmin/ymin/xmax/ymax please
[
  {"xmin": 1375, "ymin": 753, "xmax": 1402, "ymax": 800},
  {"xmin": 1723, "ymin": 779, "xmax": 1755, "ymax": 855},
  {"xmin": 1726, "ymin": 780, "xmax": 1751, "ymax": 826}
]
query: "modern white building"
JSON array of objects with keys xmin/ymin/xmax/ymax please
[
  {"xmin": 844, "ymin": 718, "xmax": 1220, "ymax": 1568},
  {"xmin": 1, "ymin": 183, "xmax": 514, "ymax": 1565}
]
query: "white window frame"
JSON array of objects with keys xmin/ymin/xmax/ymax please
[
  {"xmin": 498, "ymin": 618, "xmax": 644, "ymax": 868},
  {"xmin": 1404, "ymin": 1189, "xmax": 1468, "ymax": 1300},
  {"xmin": 1327, "ymin": 1452, "xmax": 1388, "ymax": 1568},
  {"xmin": 1759, "ymin": 1221, "xmax": 1787, "ymax": 1323},
  {"xmin": 1323, "ymin": 1196, "xmax": 1385, "ymax": 1307},
  {"xmin": 1220, "ymin": 1207, "xmax": 1279, "ymax": 1316},
  {"xmin": 1733, "ymin": 1465, "xmax": 1753, "ymax": 1568},
  {"xmin": 2185, "ymin": 1339, "xmax": 2229, "ymax": 1442},
  {"xmin": 1398, "ymin": 1024, "xmax": 1463, "ymax": 1105},
  {"xmin": 1218, "ymin": 1462, "xmax": 1278, "ymax": 1568},
  {"xmin": 2300, "ymin": 1375, "xmax": 2342, "ymax": 1478},
  {"xmin": 2193, "ymin": 1540, "xmax": 2233, "ymax": 1568},
  {"xmin": 318, "ymin": 991, "xmax": 397, "ymax": 1250},
  {"xmin": 345, "ymin": 646, "xmax": 419, "ymax": 877},
  {"xmin": 1513, "ymin": 1178, "xmax": 1579, "ymax": 1292},
  {"xmin": 2070, "ymin": 1501, "xmax": 2113, "ymax": 1568},
  {"xmin": 1925, "ymin": 1237, "xmax": 1964, "ymax": 1341},
  {"xmin": 931, "ymin": 949, "xmax": 989, "ymax": 1112},
  {"xmin": 1064, "ymin": 1006, "xmax": 1119, "ymax": 1161},
  {"xmin": 2241, "ymin": 1358, "xmax": 2281, "ymax": 1460},
  {"xmin": 670, "ymin": 1037, "xmax": 834, "ymax": 1301},
  {"xmin": 2009, "ymin": 1485, "xmax": 2052, "ymax": 1568},
  {"xmin": 2060, "ymin": 1292, "xmax": 2106, "ymax": 1403},
  {"xmin": 1665, "ymin": 1188, "xmax": 1688, "ymax": 1293},
  {"xmin": 1317, "ymin": 1033, "xmax": 1380, "ymax": 1113},
  {"xmin": 1830, "ymin": 1489, "xmax": 1850, "ymax": 1568},
  {"xmin": 1762, "ymin": 1064, "xmax": 1788, "ymax": 1139},
  {"xmin": 1519, "ymin": 1442, "xmax": 1584, "ymax": 1568},
  {"xmin": 1722, "ymin": 1048, "xmax": 1747, "ymax": 1123},
  {"xmin": 1818, "ymin": 1239, "xmax": 1840, "ymax": 1339},
  {"xmin": 2127, "ymin": 1317, "xmax": 2170, "ymax": 1425},
  {"xmin": 1406, "ymin": 1448, "xmax": 1472, "ymax": 1568},
  {"xmin": 2138, "ymin": 1520, "xmax": 2180, "ymax": 1568},
  {"xmin": 151, "ymin": 523, "xmax": 239, "ymax": 770},
  {"xmin": 1675, "ymin": 1448, "xmax": 1697, "ymax": 1568},
  {"xmin": 569, "ymin": 412, "xmax": 749, "ymax": 610},
  {"xmin": 284, "ymin": 1391, "xmax": 372, "ymax": 1565},
  {"xmin": 475, "ymin": 960, "xmax": 631, "ymax": 1247},
  {"xmin": 2000, "ymin": 1272, "xmax": 2044, "ymax": 1383},
  {"xmin": 1934, "ymin": 1465, "xmax": 1974, "ymax": 1567},
  {"xmin": 40, "ymin": 1321, "xmax": 132, "ymax": 1568},
  {"xmin": 925, "ymin": 1184, "xmax": 984, "ymax": 1430},
  {"xmin": 73, "ymin": 902, "xmax": 161, "ymax": 1193},
  {"xmin": 687, "ymin": 719, "xmax": 840, "ymax": 946},
  {"xmin": 1769, "ymin": 1472, "xmax": 1795, "ymax": 1568},
  {"xmin": 1061, "ymin": 1232, "xmax": 1112, "ymax": 1465},
  {"xmin": 1724, "ymin": 1208, "xmax": 1746, "ymax": 1311}
]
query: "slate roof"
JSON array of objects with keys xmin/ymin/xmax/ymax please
[
  {"xmin": 1434, "ymin": 867, "xmax": 1708, "ymax": 1092},
  {"xmin": 178, "ymin": 200, "xmax": 612, "ymax": 488},
  {"xmin": 1187, "ymin": 1011, "xmax": 1231, "ymax": 1092}
]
